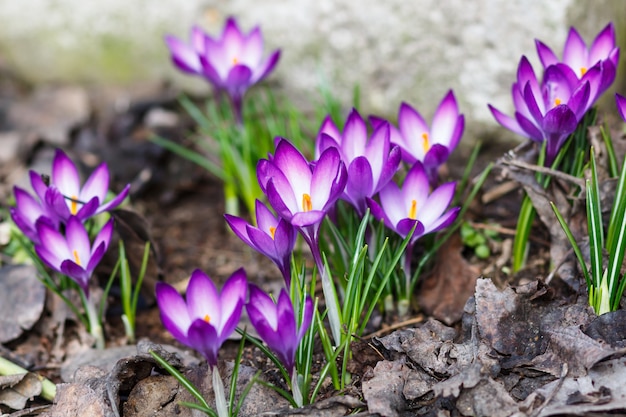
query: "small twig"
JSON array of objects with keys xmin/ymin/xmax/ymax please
[
  {"xmin": 481, "ymin": 180, "xmax": 520, "ymax": 204},
  {"xmin": 362, "ymin": 314, "xmax": 425, "ymax": 339},
  {"xmin": 501, "ymin": 158, "xmax": 586, "ymax": 189}
]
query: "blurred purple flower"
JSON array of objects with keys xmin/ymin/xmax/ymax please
[
  {"xmin": 257, "ymin": 139, "xmax": 347, "ymax": 251},
  {"xmin": 371, "ymin": 90, "xmax": 464, "ymax": 184},
  {"xmin": 225, "ymin": 200, "xmax": 297, "ymax": 286},
  {"xmin": 488, "ymin": 56, "xmax": 600, "ymax": 164},
  {"xmin": 316, "ymin": 109, "xmax": 401, "ymax": 215},
  {"xmin": 31, "ymin": 149, "xmax": 129, "ymax": 224},
  {"xmin": 34, "ymin": 217, "xmax": 113, "ymax": 297},
  {"xmin": 616, "ymin": 94, "xmax": 626, "ymax": 122},
  {"xmin": 246, "ymin": 285, "xmax": 313, "ymax": 372},
  {"xmin": 155, "ymin": 269, "xmax": 247, "ymax": 367},
  {"xmin": 165, "ymin": 17, "xmax": 280, "ymax": 121},
  {"xmin": 535, "ymin": 23, "xmax": 619, "ymax": 100},
  {"xmin": 367, "ymin": 162, "xmax": 459, "ymax": 244}
]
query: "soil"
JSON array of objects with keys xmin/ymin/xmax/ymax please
[{"xmin": 2, "ymin": 75, "xmax": 626, "ymax": 417}]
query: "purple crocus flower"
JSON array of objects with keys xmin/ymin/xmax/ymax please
[
  {"xmin": 535, "ymin": 23, "xmax": 619, "ymax": 99},
  {"xmin": 616, "ymin": 94, "xmax": 626, "ymax": 122},
  {"xmin": 34, "ymin": 217, "xmax": 113, "ymax": 297},
  {"xmin": 155, "ymin": 268, "xmax": 247, "ymax": 367},
  {"xmin": 367, "ymin": 162, "xmax": 459, "ymax": 244},
  {"xmin": 10, "ymin": 185, "xmax": 57, "ymax": 243},
  {"xmin": 32, "ymin": 149, "xmax": 130, "ymax": 224},
  {"xmin": 489, "ymin": 56, "xmax": 600, "ymax": 164},
  {"xmin": 165, "ymin": 17, "xmax": 280, "ymax": 121},
  {"xmin": 257, "ymin": 138, "xmax": 347, "ymax": 251},
  {"xmin": 372, "ymin": 91, "xmax": 464, "ymax": 185},
  {"xmin": 246, "ymin": 285, "xmax": 313, "ymax": 372},
  {"xmin": 316, "ymin": 109, "xmax": 401, "ymax": 215},
  {"xmin": 224, "ymin": 200, "xmax": 297, "ymax": 286}
]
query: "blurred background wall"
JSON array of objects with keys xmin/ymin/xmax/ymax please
[{"xmin": 0, "ymin": 0, "xmax": 624, "ymax": 141}]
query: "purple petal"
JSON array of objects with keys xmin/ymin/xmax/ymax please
[
  {"xmin": 310, "ymin": 147, "xmax": 343, "ymax": 209},
  {"xmin": 60, "ymin": 260, "xmax": 90, "ymax": 294},
  {"xmin": 590, "ymin": 24, "xmax": 616, "ymax": 64},
  {"xmin": 187, "ymin": 319, "xmax": 220, "ymax": 367},
  {"xmin": 346, "ymin": 157, "xmax": 374, "ymax": 212},
  {"xmin": 65, "ymin": 216, "xmax": 91, "ymax": 266},
  {"xmin": 254, "ymin": 200, "xmax": 278, "ymax": 232},
  {"xmin": 225, "ymin": 64, "xmax": 253, "ymax": 97},
  {"xmin": 219, "ymin": 268, "xmax": 247, "ymax": 333},
  {"xmin": 428, "ymin": 207, "xmax": 460, "ymax": 233},
  {"xmin": 273, "ymin": 140, "xmax": 313, "ymax": 196},
  {"xmin": 562, "ymin": 27, "xmax": 587, "ymax": 73},
  {"xmin": 396, "ymin": 218, "xmax": 425, "ymax": 240},
  {"xmin": 376, "ymin": 145, "xmax": 401, "ymax": 192},
  {"xmin": 52, "ymin": 149, "xmax": 80, "ymax": 197},
  {"xmin": 224, "ymin": 214, "xmax": 254, "ymax": 247},
  {"xmin": 488, "ymin": 104, "xmax": 526, "ymax": 137},
  {"xmin": 419, "ymin": 182, "xmax": 457, "ymax": 228},
  {"xmin": 535, "ymin": 39, "xmax": 558, "ymax": 68},
  {"xmin": 342, "ymin": 109, "xmax": 368, "ymax": 161},
  {"xmin": 423, "ymin": 144, "xmax": 450, "ymax": 172},
  {"xmin": 156, "ymin": 282, "xmax": 191, "ymax": 343},
  {"xmin": 431, "ymin": 90, "xmax": 460, "ymax": 148},
  {"xmin": 252, "ymin": 50, "xmax": 281, "ymax": 84},
  {"xmin": 246, "ymin": 225, "xmax": 278, "ymax": 259},
  {"xmin": 398, "ymin": 102, "xmax": 429, "ymax": 158},
  {"xmin": 290, "ymin": 210, "xmax": 327, "ymax": 227},
  {"xmin": 29, "ymin": 171, "xmax": 48, "ymax": 203},
  {"xmin": 515, "ymin": 112, "xmax": 544, "ymax": 142},
  {"xmin": 165, "ymin": 34, "xmax": 202, "ymax": 74},
  {"xmin": 96, "ymin": 184, "xmax": 130, "ymax": 214},
  {"xmin": 296, "ymin": 296, "xmax": 314, "ymax": 342},
  {"xmin": 364, "ymin": 122, "xmax": 391, "ymax": 183},
  {"xmin": 36, "ymin": 221, "xmax": 69, "ymax": 266},
  {"xmin": 187, "ymin": 270, "xmax": 220, "ymax": 323},
  {"xmin": 75, "ymin": 196, "xmax": 100, "ymax": 221},
  {"xmin": 616, "ymin": 94, "xmax": 626, "ymax": 122},
  {"xmin": 241, "ymin": 26, "xmax": 263, "ymax": 66}
]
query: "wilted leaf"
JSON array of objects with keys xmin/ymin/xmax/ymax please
[
  {"xmin": 417, "ymin": 234, "xmax": 480, "ymax": 325},
  {"xmin": 0, "ymin": 373, "xmax": 42, "ymax": 410}
]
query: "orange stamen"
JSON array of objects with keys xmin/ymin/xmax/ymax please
[
  {"xmin": 302, "ymin": 193, "xmax": 312, "ymax": 212},
  {"xmin": 70, "ymin": 195, "xmax": 79, "ymax": 215},
  {"xmin": 408, "ymin": 199, "xmax": 417, "ymax": 220},
  {"xmin": 73, "ymin": 250, "xmax": 81, "ymax": 266},
  {"xmin": 269, "ymin": 226, "xmax": 276, "ymax": 239},
  {"xmin": 421, "ymin": 133, "xmax": 430, "ymax": 154},
  {"xmin": 204, "ymin": 314, "xmax": 211, "ymax": 323},
  {"xmin": 580, "ymin": 67, "xmax": 587, "ymax": 76},
  {"xmin": 232, "ymin": 57, "xmax": 238, "ymax": 65},
  {"xmin": 554, "ymin": 98, "xmax": 562, "ymax": 106}
]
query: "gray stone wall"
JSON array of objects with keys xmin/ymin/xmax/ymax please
[{"xmin": 0, "ymin": 0, "xmax": 624, "ymax": 137}]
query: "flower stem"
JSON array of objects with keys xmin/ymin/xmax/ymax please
[
  {"xmin": 212, "ymin": 366, "xmax": 229, "ymax": 417},
  {"xmin": 291, "ymin": 368, "xmax": 303, "ymax": 408},
  {"xmin": 0, "ymin": 356, "xmax": 57, "ymax": 401},
  {"xmin": 80, "ymin": 290, "xmax": 104, "ymax": 349}
]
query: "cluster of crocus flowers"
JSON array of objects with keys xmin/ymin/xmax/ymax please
[
  {"xmin": 11, "ymin": 149, "xmax": 129, "ymax": 295},
  {"xmin": 156, "ymin": 268, "xmax": 313, "ymax": 407},
  {"xmin": 165, "ymin": 17, "xmax": 280, "ymax": 122},
  {"xmin": 489, "ymin": 23, "xmax": 619, "ymax": 164}
]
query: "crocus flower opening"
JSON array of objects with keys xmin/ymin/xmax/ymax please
[
  {"xmin": 224, "ymin": 200, "xmax": 297, "ymax": 286},
  {"xmin": 34, "ymin": 217, "xmax": 114, "ymax": 298},
  {"xmin": 535, "ymin": 23, "xmax": 619, "ymax": 101},
  {"xmin": 373, "ymin": 90, "xmax": 464, "ymax": 185},
  {"xmin": 367, "ymin": 162, "xmax": 460, "ymax": 244},
  {"xmin": 155, "ymin": 269, "xmax": 248, "ymax": 367},
  {"xmin": 33, "ymin": 149, "xmax": 130, "ymax": 224},
  {"xmin": 246, "ymin": 285, "xmax": 313, "ymax": 372},
  {"xmin": 165, "ymin": 17, "xmax": 281, "ymax": 122},
  {"xmin": 257, "ymin": 138, "xmax": 347, "ymax": 251},
  {"xmin": 488, "ymin": 55, "xmax": 600, "ymax": 165},
  {"xmin": 316, "ymin": 109, "xmax": 401, "ymax": 215}
]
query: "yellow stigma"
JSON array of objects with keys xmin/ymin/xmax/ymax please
[
  {"xmin": 203, "ymin": 314, "xmax": 211, "ymax": 323},
  {"xmin": 73, "ymin": 250, "xmax": 81, "ymax": 266},
  {"xmin": 302, "ymin": 193, "xmax": 312, "ymax": 212},
  {"xmin": 232, "ymin": 57, "xmax": 238, "ymax": 65},
  {"xmin": 269, "ymin": 226, "xmax": 276, "ymax": 239},
  {"xmin": 421, "ymin": 133, "xmax": 430, "ymax": 154},
  {"xmin": 408, "ymin": 199, "xmax": 418, "ymax": 220},
  {"xmin": 70, "ymin": 195, "xmax": 79, "ymax": 215},
  {"xmin": 554, "ymin": 98, "xmax": 562, "ymax": 106},
  {"xmin": 580, "ymin": 67, "xmax": 587, "ymax": 76}
]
